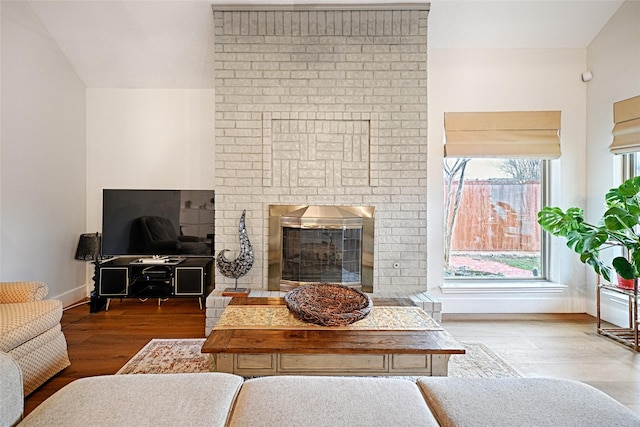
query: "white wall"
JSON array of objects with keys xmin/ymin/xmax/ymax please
[
  {"xmin": 427, "ymin": 47, "xmax": 589, "ymax": 313},
  {"xmin": 0, "ymin": 2, "xmax": 87, "ymax": 304},
  {"xmin": 1, "ymin": 4, "xmax": 217, "ymax": 302},
  {"xmin": 585, "ymin": 0, "xmax": 640, "ymax": 325},
  {"xmin": 86, "ymin": 89, "xmax": 216, "ymax": 235}
]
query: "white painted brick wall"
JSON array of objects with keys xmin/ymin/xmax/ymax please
[{"xmin": 214, "ymin": 8, "xmax": 428, "ymax": 293}]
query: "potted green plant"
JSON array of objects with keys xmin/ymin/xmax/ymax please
[{"xmin": 537, "ymin": 176, "xmax": 640, "ymax": 290}]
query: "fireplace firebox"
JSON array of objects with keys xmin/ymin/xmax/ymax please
[{"xmin": 269, "ymin": 205, "xmax": 374, "ymax": 292}]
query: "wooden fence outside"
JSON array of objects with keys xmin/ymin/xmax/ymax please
[{"xmin": 447, "ymin": 180, "xmax": 541, "ymax": 252}]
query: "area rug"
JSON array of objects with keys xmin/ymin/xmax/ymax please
[
  {"xmin": 116, "ymin": 339, "xmax": 211, "ymax": 374},
  {"xmin": 448, "ymin": 341, "xmax": 521, "ymax": 378},
  {"xmin": 116, "ymin": 339, "xmax": 521, "ymax": 378}
]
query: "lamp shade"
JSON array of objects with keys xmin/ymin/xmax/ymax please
[{"xmin": 75, "ymin": 233, "xmax": 101, "ymax": 261}]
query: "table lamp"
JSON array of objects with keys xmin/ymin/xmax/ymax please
[{"xmin": 75, "ymin": 232, "xmax": 106, "ymax": 312}]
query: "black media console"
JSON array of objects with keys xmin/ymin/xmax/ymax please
[{"xmin": 93, "ymin": 256, "xmax": 214, "ymax": 311}]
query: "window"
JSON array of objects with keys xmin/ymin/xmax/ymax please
[
  {"xmin": 444, "ymin": 158, "xmax": 546, "ymax": 279},
  {"xmin": 443, "ymin": 110, "xmax": 560, "ymax": 281},
  {"xmin": 623, "ymin": 152, "xmax": 640, "ymax": 179}
]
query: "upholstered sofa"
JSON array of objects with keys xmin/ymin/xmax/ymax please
[
  {"xmin": 3, "ymin": 355, "xmax": 638, "ymax": 427},
  {"xmin": 0, "ymin": 281, "xmax": 70, "ymax": 396}
]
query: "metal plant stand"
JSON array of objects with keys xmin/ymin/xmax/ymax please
[{"xmin": 596, "ymin": 276, "xmax": 639, "ymax": 351}]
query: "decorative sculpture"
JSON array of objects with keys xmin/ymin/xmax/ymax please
[{"xmin": 216, "ymin": 210, "xmax": 254, "ymax": 294}]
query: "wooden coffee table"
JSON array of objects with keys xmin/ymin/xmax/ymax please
[{"xmin": 201, "ymin": 297, "xmax": 465, "ymax": 377}]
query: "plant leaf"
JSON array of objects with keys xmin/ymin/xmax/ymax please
[
  {"xmin": 581, "ymin": 252, "xmax": 611, "ymax": 282},
  {"xmin": 537, "ymin": 206, "xmax": 585, "ymax": 237},
  {"xmin": 613, "ymin": 256, "xmax": 635, "ymax": 280},
  {"xmin": 603, "ymin": 206, "xmax": 639, "ymax": 230},
  {"xmin": 606, "ymin": 177, "xmax": 640, "ymax": 216}
]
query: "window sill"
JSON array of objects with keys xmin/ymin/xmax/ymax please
[{"xmin": 440, "ymin": 281, "xmax": 567, "ymax": 294}]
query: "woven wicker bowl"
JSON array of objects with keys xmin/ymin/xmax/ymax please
[{"xmin": 284, "ymin": 283, "xmax": 373, "ymax": 326}]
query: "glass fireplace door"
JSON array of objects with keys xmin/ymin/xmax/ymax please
[{"xmin": 281, "ymin": 226, "xmax": 362, "ymax": 286}]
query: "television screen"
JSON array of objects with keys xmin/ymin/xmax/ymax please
[{"xmin": 102, "ymin": 189, "xmax": 215, "ymax": 257}]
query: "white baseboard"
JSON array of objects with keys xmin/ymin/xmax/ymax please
[
  {"xmin": 598, "ymin": 290, "xmax": 634, "ymax": 328},
  {"xmin": 53, "ymin": 284, "xmax": 89, "ymax": 308}
]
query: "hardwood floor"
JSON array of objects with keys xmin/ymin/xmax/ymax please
[
  {"xmin": 442, "ymin": 313, "xmax": 640, "ymax": 414},
  {"xmin": 25, "ymin": 301, "xmax": 640, "ymax": 416}
]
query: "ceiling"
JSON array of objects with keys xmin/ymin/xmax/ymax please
[{"xmin": 22, "ymin": 0, "xmax": 624, "ymax": 88}]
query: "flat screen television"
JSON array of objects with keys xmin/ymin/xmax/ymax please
[{"xmin": 101, "ymin": 189, "xmax": 215, "ymax": 258}]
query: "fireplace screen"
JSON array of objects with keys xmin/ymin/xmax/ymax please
[
  {"xmin": 281, "ymin": 226, "xmax": 362, "ymax": 285},
  {"xmin": 269, "ymin": 205, "xmax": 374, "ymax": 292}
]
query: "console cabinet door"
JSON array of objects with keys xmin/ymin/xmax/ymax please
[
  {"xmin": 99, "ymin": 267, "xmax": 128, "ymax": 296},
  {"xmin": 174, "ymin": 267, "xmax": 204, "ymax": 295}
]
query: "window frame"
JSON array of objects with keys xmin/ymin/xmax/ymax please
[
  {"xmin": 622, "ymin": 152, "xmax": 638, "ymax": 179},
  {"xmin": 443, "ymin": 158, "xmax": 551, "ymax": 282}
]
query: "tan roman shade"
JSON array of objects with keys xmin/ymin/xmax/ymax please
[
  {"xmin": 610, "ymin": 95, "xmax": 640, "ymax": 154},
  {"xmin": 444, "ymin": 111, "xmax": 561, "ymax": 158}
]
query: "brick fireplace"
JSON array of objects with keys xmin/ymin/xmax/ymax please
[{"xmin": 213, "ymin": 6, "xmax": 429, "ymax": 293}]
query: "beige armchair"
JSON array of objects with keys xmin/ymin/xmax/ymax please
[{"xmin": 0, "ymin": 281, "xmax": 70, "ymax": 396}]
